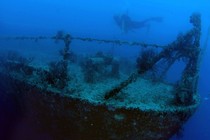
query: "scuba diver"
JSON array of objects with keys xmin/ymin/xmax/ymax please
[{"xmin": 114, "ymin": 13, "xmax": 163, "ymax": 33}]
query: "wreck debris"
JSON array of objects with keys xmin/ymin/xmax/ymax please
[
  {"xmin": 0, "ymin": 13, "xmax": 203, "ymax": 140},
  {"xmin": 104, "ymin": 13, "xmax": 201, "ymax": 106},
  {"xmin": 81, "ymin": 52, "xmax": 120, "ymax": 83}
]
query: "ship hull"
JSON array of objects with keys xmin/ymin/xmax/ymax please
[{"xmin": 0, "ymin": 73, "xmax": 198, "ymax": 140}]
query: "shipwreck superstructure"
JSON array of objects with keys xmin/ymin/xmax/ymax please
[{"xmin": 0, "ymin": 13, "xmax": 201, "ymax": 140}]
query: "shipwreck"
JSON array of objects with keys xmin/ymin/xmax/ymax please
[{"xmin": 0, "ymin": 13, "xmax": 202, "ymax": 140}]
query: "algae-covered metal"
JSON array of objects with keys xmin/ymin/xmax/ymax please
[{"xmin": 0, "ymin": 13, "xmax": 201, "ymax": 140}]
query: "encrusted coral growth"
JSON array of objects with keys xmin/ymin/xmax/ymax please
[
  {"xmin": 62, "ymin": 34, "xmax": 72, "ymax": 60},
  {"xmin": 81, "ymin": 52, "xmax": 120, "ymax": 83},
  {"xmin": 2, "ymin": 51, "xmax": 34, "ymax": 76},
  {"xmin": 54, "ymin": 30, "xmax": 65, "ymax": 42},
  {"xmin": 59, "ymin": 50, "xmax": 77, "ymax": 63},
  {"xmin": 111, "ymin": 60, "xmax": 120, "ymax": 78},
  {"xmin": 174, "ymin": 13, "xmax": 201, "ymax": 105},
  {"xmin": 104, "ymin": 13, "xmax": 201, "ymax": 104},
  {"xmin": 136, "ymin": 49, "xmax": 157, "ymax": 74},
  {"xmin": 44, "ymin": 60, "xmax": 69, "ymax": 89},
  {"xmin": 42, "ymin": 32, "xmax": 73, "ymax": 89},
  {"xmin": 54, "ymin": 31, "xmax": 73, "ymax": 61},
  {"xmin": 80, "ymin": 58, "xmax": 96, "ymax": 83}
]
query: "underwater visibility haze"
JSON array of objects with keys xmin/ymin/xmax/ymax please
[{"xmin": 0, "ymin": 0, "xmax": 210, "ymax": 140}]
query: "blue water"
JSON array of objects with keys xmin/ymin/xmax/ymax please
[{"xmin": 0, "ymin": 0, "xmax": 210, "ymax": 139}]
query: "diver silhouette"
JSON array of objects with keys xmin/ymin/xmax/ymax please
[{"xmin": 114, "ymin": 13, "xmax": 163, "ymax": 33}]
